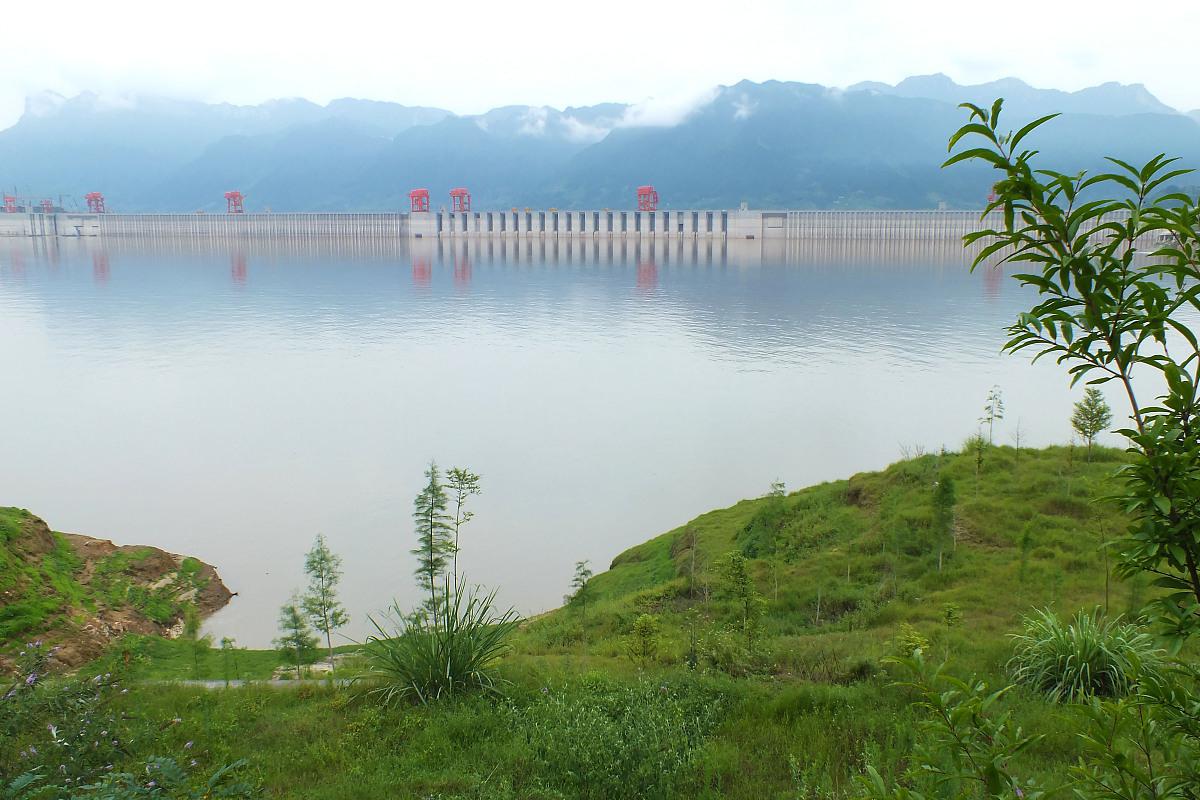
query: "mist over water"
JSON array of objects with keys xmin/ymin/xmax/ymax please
[{"xmin": 0, "ymin": 236, "xmax": 1103, "ymax": 645}]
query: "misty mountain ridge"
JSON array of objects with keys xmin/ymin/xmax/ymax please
[
  {"xmin": 848, "ymin": 73, "xmax": 1179, "ymax": 117},
  {"xmin": 3, "ymin": 76, "xmax": 1197, "ymax": 212}
]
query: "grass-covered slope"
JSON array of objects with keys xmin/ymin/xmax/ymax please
[
  {"xmin": 0, "ymin": 508, "xmax": 86, "ymax": 641},
  {"xmin": 0, "ymin": 507, "xmax": 231, "ymax": 669},
  {"xmin": 519, "ymin": 445, "xmax": 1132, "ymax": 675}
]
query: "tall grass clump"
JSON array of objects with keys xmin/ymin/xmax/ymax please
[
  {"xmin": 361, "ymin": 584, "xmax": 518, "ymax": 705},
  {"xmin": 1008, "ymin": 608, "xmax": 1161, "ymax": 703}
]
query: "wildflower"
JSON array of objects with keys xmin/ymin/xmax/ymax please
[
  {"xmin": 190, "ymin": 759, "xmax": 198, "ymax": 767},
  {"xmin": 121, "ymin": 688, "xmax": 129, "ymax": 694},
  {"xmin": 148, "ymin": 781, "xmax": 157, "ymax": 788},
  {"xmin": 540, "ymin": 687, "xmax": 549, "ymax": 694},
  {"xmin": 29, "ymin": 745, "xmax": 37, "ymax": 755}
]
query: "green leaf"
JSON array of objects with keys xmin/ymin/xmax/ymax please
[
  {"xmin": 1010, "ymin": 113, "xmax": 1060, "ymax": 150},
  {"xmin": 943, "ymin": 147, "xmax": 1009, "ymax": 169},
  {"xmin": 948, "ymin": 122, "xmax": 999, "ymax": 151}
]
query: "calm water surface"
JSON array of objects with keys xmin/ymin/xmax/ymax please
[{"xmin": 0, "ymin": 236, "xmax": 1110, "ymax": 645}]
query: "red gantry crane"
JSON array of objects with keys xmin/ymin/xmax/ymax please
[
  {"xmin": 85, "ymin": 192, "xmax": 106, "ymax": 213},
  {"xmin": 409, "ymin": 188, "xmax": 430, "ymax": 212},
  {"xmin": 2, "ymin": 195, "xmax": 17, "ymax": 213},
  {"xmin": 636, "ymin": 185, "xmax": 658, "ymax": 212},
  {"xmin": 449, "ymin": 187, "xmax": 471, "ymax": 213},
  {"xmin": 225, "ymin": 191, "xmax": 245, "ymax": 214}
]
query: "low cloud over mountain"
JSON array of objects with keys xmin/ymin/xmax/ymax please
[{"xmin": 3, "ymin": 76, "xmax": 1197, "ymax": 212}]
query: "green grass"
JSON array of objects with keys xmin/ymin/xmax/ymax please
[
  {"xmin": 4, "ymin": 444, "xmax": 1181, "ymax": 798},
  {"xmin": 0, "ymin": 507, "xmax": 85, "ymax": 640}
]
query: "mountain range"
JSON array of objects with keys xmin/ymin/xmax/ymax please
[{"xmin": 2, "ymin": 75, "xmax": 1198, "ymax": 212}]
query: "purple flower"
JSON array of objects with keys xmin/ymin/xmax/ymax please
[
  {"xmin": 25, "ymin": 673, "xmax": 36, "ymax": 685},
  {"xmin": 189, "ymin": 759, "xmax": 198, "ymax": 767},
  {"xmin": 184, "ymin": 741, "xmax": 193, "ymax": 749}
]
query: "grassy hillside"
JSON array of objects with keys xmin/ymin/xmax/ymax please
[{"xmin": 519, "ymin": 444, "xmax": 1131, "ymax": 677}]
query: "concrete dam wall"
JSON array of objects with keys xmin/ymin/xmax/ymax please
[
  {"xmin": 408, "ymin": 209, "xmax": 1008, "ymax": 240},
  {"xmin": 0, "ymin": 208, "xmax": 1150, "ymax": 243}
]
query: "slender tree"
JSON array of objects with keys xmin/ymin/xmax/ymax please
[
  {"xmin": 567, "ymin": 560, "xmax": 594, "ymax": 620},
  {"xmin": 1071, "ymin": 388, "xmax": 1113, "ymax": 460},
  {"xmin": 412, "ymin": 461, "xmax": 453, "ymax": 625},
  {"xmin": 302, "ymin": 534, "xmax": 349, "ymax": 673},
  {"xmin": 182, "ymin": 606, "xmax": 212, "ymax": 680},
  {"xmin": 219, "ymin": 637, "xmax": 239, "ymax": 686},
  {"xmin": 275, "ymin": 595, "xmax": 318, "ymax": 679},
  {"xmin": 932, "ymin": 476, "xmax": 956, "ymax": 571},
  {"xmin": 445, "ymin": 467, "xmax": 482, "ymax": 591},
  {"xmin": 720, "ymin": 551, "xmax": 765, "ymax": 646},
  {"xmin": 980, "ymin": 385, "xmax": 1005, "ymax": 443},
  {"xmin": 948, "ymin": 100, "xmax": 1200, "ymax": 636}
]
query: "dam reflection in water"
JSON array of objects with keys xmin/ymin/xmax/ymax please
[{"xmin": 0, "ymin": 236, "xmax": 1093, "ymax": 645}]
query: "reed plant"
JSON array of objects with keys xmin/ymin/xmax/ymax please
[
  {"xmin": 360, "ymin": 583, "xmax": 518, "ymax": 705},
  {"xmin": 1008, "ymin": 608, "xmax": 1162, "ymax": 703}
]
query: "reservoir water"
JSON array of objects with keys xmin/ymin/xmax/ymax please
[{"xmin": 0, "ymin": 236, "xmax": 1109, "ymax": 645}]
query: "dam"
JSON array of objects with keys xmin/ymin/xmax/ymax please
[
  {"xmin": 0, "ymin": 208, "xmax": 1008, "ymax": 241},
  {"xmin": 0, "ymin": 207, "xmax": 1153, "ymax": 244}
]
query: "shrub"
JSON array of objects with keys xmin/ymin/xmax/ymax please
[
  {"xmin": 625, "ymin": 614, "xmax": 660, "ymax": 667},
  {"xmin": 891, "ymin": 623, "xmax": 929, "ymax": 658},
  {"xmin": 517, "ymin": 675, "xmax": 723, "ymax": 800},
  {"xmin": 361, "ymin": 585, "xmax": 518, "ymax": 705},
  {"xmin": 1008, "ymin": 608, "xmax": 1162, "ymax": 703}
]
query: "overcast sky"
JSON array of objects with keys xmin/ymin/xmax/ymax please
[{"xmin": 4, "ymin": 0, "xmax": 1198, "ymax": 129}]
